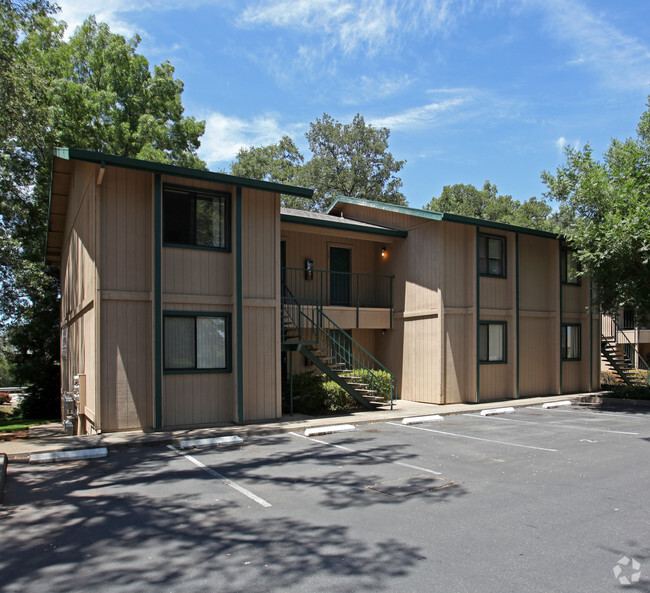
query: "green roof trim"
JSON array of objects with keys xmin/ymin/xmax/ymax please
[
  {"xmin": 329, "ymin": 195, "xmax": 561, "ymax": 240},
  {"xmin": 53, "ymin": 147, "xmax": 314, "ymax": 199},
  {"xmin": 281, "ymin": 212, "xmax": 408, "ymax": 238}
]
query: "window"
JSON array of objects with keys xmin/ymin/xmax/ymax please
[
  {"xmin": 163, "ymin": 186, "xmax": 230, "ymax": 250},
  {"xmin": 560, "ymin": 247, "xmax": 580, "ymax": 285},
  {"xmin": 479, "ymin": 322, "xmax": 506, "ymax": 363},
  {"xmin": 561, "ymin": 323, "xmax": 581, "ymax": 361},
  {"xmin": 164, "ymin": 313, "xmax": 230, "ymax": 372},
  {"xmin": 479, "ymin": 234, "xmax": 506, "ymax": 277}
]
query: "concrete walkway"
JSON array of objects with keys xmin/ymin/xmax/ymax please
[{"xmin": 0, "ymin": 392, "xmax": 604, "ymax": 461}]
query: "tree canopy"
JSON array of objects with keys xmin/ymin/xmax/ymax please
[
  {"xmin": 424, "ymin": 181, "xmax": 553, "ymax": 231},
  {"xmin": 542, "ymin": 97, "xmax": 650, "ymax": 317},
  {"xmin": 0, "ymin": 2, "xmax": 207, "ymax": 415},
  {"xmin": 230, "ymin": 113, "xmax": 406, "ymax": 211}
]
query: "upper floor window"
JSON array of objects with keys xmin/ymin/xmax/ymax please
[
  {"xmin": 163, "ymin": 185, "xmax": 230, "ymax": 250},
  {"xmin": 479, "ymin": 234, "xmax": 506, "ymax": 277},
  {"xmin": 560, "ymin": 247, "xmax": 580, "ymax": 285}
]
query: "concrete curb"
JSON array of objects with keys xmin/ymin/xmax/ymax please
[
  {"xmin": 0, "ymin": 392, "xmax": 610, "ymax": 461},
  {"xmin": 579, "ymin": 395, "xmax": 650, "ymax": 409}
]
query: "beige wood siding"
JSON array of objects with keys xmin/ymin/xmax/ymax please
[
  {"xmin": 59, "ymin": 161, "xmax": 98, "ymax": 430},
  {"xmin": 99, "ymin": 167, "xmax": 153, "ymax": 431},
  {"xmin": 242, "ymin": 189, "xmax": 281, "ymax": 420}
]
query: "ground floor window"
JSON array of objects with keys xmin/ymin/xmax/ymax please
[
  {"xmin": 479, "ymin": 321, "xmax": 506, "ymax": 363},
  {"xmin": 164, "ymin": 312, "xmax": 231, "ymax": 372},
  {"xmin": 561, "ymin": 323, "xmax": 581, "ymax": 361}
]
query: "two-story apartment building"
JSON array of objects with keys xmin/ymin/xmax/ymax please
[{"xmin": 47, "ymin": 149, "xmax": 600, "ymax": 433}]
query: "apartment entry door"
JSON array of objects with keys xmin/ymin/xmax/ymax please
[{"xmin": 330, "ymin": 246, "xmax": 351, "ymax": 306}]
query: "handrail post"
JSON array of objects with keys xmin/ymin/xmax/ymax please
[{"xmin": 356, "ymin": 274, "xmax": 360, "ymax": 329}]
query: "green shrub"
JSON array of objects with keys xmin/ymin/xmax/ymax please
[
  {"xmin": 284, "ymin": 371, "xmax": 328, "ymax": 415},
  {"xmin": 603, "ymin": 384, "xmax": 650, "ymax": 400}
]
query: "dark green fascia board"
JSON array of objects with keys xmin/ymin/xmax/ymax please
[
  {"xmin": 329, "ymin": 195, "xmax": 562, "ymax": 240},
  {"xmin": 53, "ymin": 147, "xmax": 314, "ymax": 199},
  {"xmin": 328, "ymin": 195, "xmax": 444, "ymax": 222},
  {"xmin": 281, "ymin": 212, "xmax": 407, "ymax": 238}
]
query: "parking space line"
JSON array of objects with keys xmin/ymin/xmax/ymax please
[
  {"xmin": 468, "ymin": 414, "xmax": 639, "ymax": 435},
  {"xmin": 289, "ymin": 431, "xmax": 442, "ymax": 475},
  {"xmin": 541, "ymin": 407, "xmax": 648, "ymax": 421},
  {"xmin": 167, "ymin": 445, "xmax": 272, "ymax": 508},
  {"xmin": 388, "ymin": 422, "xmax": 558, "ymax": 452}
]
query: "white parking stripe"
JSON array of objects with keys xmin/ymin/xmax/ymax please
[
  {"xmin": 542, "ymin": 407, "xmax": 648, "ymax": 421},
  {"xmin": 388, "ymin": 422, "xmax": 558, "ymax": 452},
  {"xmin": 289, "ymin": 431, "xmax": 442, "ymax": 475},
  {"xmin": 167, "ymin": 445, "xmax": 272, "ymax": 508},
  {"xmin": 469, "ymin": 414, "xmax": 639, "ymax": 435}
]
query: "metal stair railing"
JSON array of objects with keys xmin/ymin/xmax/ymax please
[{"xmin": 601, "ymin": 314, "xmax": 650, "ymax": 386}]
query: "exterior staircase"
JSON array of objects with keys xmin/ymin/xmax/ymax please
[
  {"xmin": 281, "ymin": 292, "xmax": 395, "ymax": 410},
  {"xmin": 601, "ymin": 338, "xmax": 647, "ymax": 386}
]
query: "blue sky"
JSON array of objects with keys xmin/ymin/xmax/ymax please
[{"xmin": 55, "ymin": 0, "xmax": 650, "ymax": 209}]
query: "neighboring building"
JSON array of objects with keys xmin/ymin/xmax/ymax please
[{"xmin": 47, "ymin": 149, "xmax": 601, "ymax": 434}]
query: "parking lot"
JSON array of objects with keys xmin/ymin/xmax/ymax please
[{"xmin": 1, "ymin": 403, "xmax": 649, "ymax": 593}]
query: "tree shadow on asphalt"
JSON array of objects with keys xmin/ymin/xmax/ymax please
[{"xmin": 0, "ymin": 446, "xmax": 455, "ymax": 593}]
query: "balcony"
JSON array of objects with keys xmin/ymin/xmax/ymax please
[{"xmin": 282, "ymin": 267, "xmax": 393, "ymax": 330}]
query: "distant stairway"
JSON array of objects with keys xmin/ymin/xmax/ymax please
[
  {"xmin": 282, "ymin": 293, "xmax": 395, "ymax": 410},
  {"xmin": 601, "ymin": 338, "xmax": 647, "ymax": 386}
]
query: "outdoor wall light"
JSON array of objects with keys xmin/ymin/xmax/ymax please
[{"xmin": 381, "ymin": 247, "xmax": 387, "ymax": 258}]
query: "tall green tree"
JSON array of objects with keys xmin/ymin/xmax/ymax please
[
  {"xmin": 542, "ymin": 97, "xmax": 650, "ymax": 316},
  {"xmin": 302, "ymin": 113, "xmax": 406, "ymax": 211},
  {"xmin": 231, "ymin": 135, "xmax": 308, "ymax": 209},
  {"xmin": 230, "ymin": 113, "xmax": 406, "ymax": 211},
  {"xmin": 0, "ymin": 5, "xmax": 207, "ymax": 415},
  {"xmin": 425, "ymin": 181, "xmax": 553, "ymax": 231}
]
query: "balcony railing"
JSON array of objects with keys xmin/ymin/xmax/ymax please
[{"xmin": 282, "ymin": 267, "xmax": 393, "ymax": 310}]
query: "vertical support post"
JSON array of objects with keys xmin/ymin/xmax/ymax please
[
  {"xmin": 289, "ymin": 352, "xmax": 294, "ymax": 417},
  {"xmin": 390, "ymin": 275, "xmax": 394, "ymax": 330},
  {"xmin": 589, "ymin": 279, "xmax": 594, "ymax": 392},
  {"xmin": 559, "ymin": 243, "xmax": 563, "ymax": 395},
  {"xmin": 236, "ymin": 187, "xmax": 244, "ymax": 424},
  {"xmin": 356, "ymin": 273, "xmax": 360, "ymax": 329},
  {"xmin": 153, "ymin": 174, "xmax": 162, "ymax": 430},
  {"xmin": 476, "ymin": 225, "xmax": 481, "ymax": 404},
  {"xmin": 516, "ymin": 233, "xmax": 520, "ymax": 399}
]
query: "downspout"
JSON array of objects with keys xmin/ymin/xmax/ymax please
[
  {"xmin": 516, "ymin": 233, "xmax": 520, "ymax": 399},
  {"xmin": 476, "ymin": 226, "xmax": 480, "ymax": 403},
  {"xmin": 153, "ymin": 174, "xmax": 163, "ymax": 429},
  {"xmin": 235, "ymin": 187, "xmax": 244, "ymax": 423}
]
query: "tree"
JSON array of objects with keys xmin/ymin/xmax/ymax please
[
  {"xmin": 230, "ymin": 113, "xmax": 407, "ymax": 211},
  {"xmin": 425, "ymin": 181, "xmax": 553, "ymax": 231},
  {"xmin": 0, "ymin": 6, "xmax": 207, "ymax": 416},
  {"xmin": 542, "ymin": 98, "xmax": 650, "ymax": 316},
  {"xmin": 302, "ymin": 113, "xmax": 406, "ymax": 211},
  {"xmin": 231, "ymin": 135, "xmax": 308, "ymax": 209}
]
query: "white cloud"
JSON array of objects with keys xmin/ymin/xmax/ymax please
[
  {"xmin": 532, "ymin": 0, "xmax": 650, "ymax": 90},
  {"xmin": 555, "ymin": 136, "xmax": 580, "ymax": 153},
  {"xmin": 372, "ymin": 96, "xmax": 470, "ymax": 130},
  {"xmin": 239, "ymin": 0, "xmax": 477, "ymax": 54},
  {"xmin": 199, "ymin": 112, "xmax": 303, "ymax": 166},
  {"xmin": 55, "ymin": 0, "xmax": 211, "ymax": 38}
]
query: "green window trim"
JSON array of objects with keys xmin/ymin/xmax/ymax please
[
  {"xmin": 479, "ymin": 321, "xmax": 507, "ymax": 364},
  {"xmin": 163, "ymin": 311, "xmax": 232, "ymax": 374},
  {"xmin": 479, "ymin": 233, "xmax": 507, "ymax": 278},
  {"xmin": 561, "ymin": 323, "xmax": 582, "ymax": 361},
  {"xmin": 560, "ymin": 247, "xmax": 581, "ymax": 285},
  {"xmin": 163, "ymin": 184, "xmax": 231, "ymax": 252}
]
